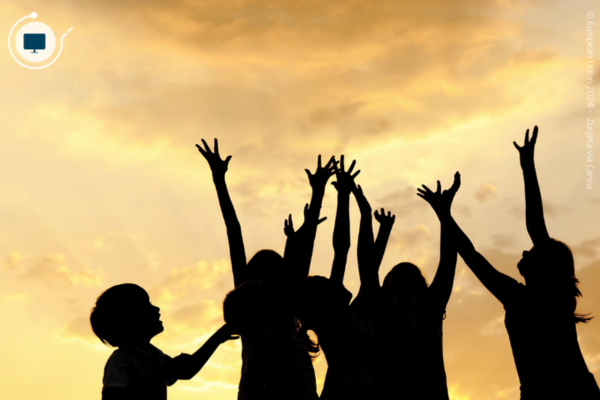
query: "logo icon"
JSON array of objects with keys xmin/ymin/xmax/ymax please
[
  {"xmin": 24, "ymin": 33, "xmax": 45, "ymax": 54},
  {"xmin": 8, "ymin": 12, "xmax": 73, "ymax": 69}
]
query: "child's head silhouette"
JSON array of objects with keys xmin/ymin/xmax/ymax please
[
  {"xmin": 223, "ymin": 280, "xmax": 272, "ymax": 338},
  {"xmin": 247, "ymin": 250, "xmax": 284, "ymax": 286},
  {"xmin": 90, "ymin": 283, "xmax": 163, "ymax": 347},
  {"xmin": 382, "ymin": 262, "xmax": 429, "ymax": 302}
]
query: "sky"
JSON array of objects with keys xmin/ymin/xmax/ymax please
[{"xmin": 1, "ymin": 0, "xmax": 599, "ymax": 399}]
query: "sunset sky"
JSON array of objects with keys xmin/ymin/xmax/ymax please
[{"xmin": 1, "ymin": 0, "xmax": 599, "ymax": 399}]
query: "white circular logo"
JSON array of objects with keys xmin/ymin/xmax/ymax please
[{"xmin": 15, "ymin": 21, "xmax": 56, "ymax": 62}]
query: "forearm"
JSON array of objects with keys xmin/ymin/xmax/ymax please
[
  {"xmin": 428, "ymin": 218, "xmax": 457, "ymax": 306},
  {"xmin": 446, "ymin": 215, "xmax": 515, "ymax": 302},
  {"xmin": 294, "ymin": 188, "xmax": 326, "ymax": 277},
  {"xmin": 175, "ymin": 335, "xmax": 223, "ymax": 380},
  {"xmin": 373, "ymin": 223, "xmax": 392, "ymax": 273},
  {"xmin": 521, "ymin": 163, "xmax": 550, "ymax": 244},
  {"xmin": 212, "ymin": 175, "xmax": 247, "ymax": 285},
  {"xmin": 330, "ymin": 192, "xmax": 351, "ymax": 283},
  {"xmin": 357, "ymin": 207, "xmax": 377, "ymax": 289},
  {"xmin": 306, "ymin": 187, "xmax": 326, "ymax": 223}
]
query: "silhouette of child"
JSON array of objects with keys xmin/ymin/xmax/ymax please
[
  {"xmin": 350, "ymin": 173, "xmax": 460, "ymax": 400},
  {"xmin": 295, "ymin": 156, "xmax": 377, "ymax": 400},
  {"xmin": 90, "ymin": 283, "xmax": 237, "ymax": 400},
  {"xmin": 196, "ymin": 139, "xmax": 334, "ymax": 400},
  {"xmin": 447, "ymin": 127, "xmax": 600, "ymax": 399},
  {"xmin": 223, "ymin": 280, "xmax": 319, "ymax": 400}
]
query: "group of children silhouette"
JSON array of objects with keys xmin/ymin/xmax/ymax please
[{"xmin": 90, "ymin": 126, "xmax": 600, "ymax": 400}]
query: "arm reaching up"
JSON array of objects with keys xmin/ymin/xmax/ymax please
[
  {"xmin": 282, "ymin": 206, "xmax": 327, "ymax": 283},
  {"xmin": 196, "ymin": 139, "xmax": 247, "ymax": 287},
  {"xmin": 283, "ymin": 155, "xmax": 336, "ymax": 281},
  {"xmin": 353, "ymin": 186, "xmax": 395, "ymax": 292},
  {"xmin": 439, "ymin": 174, "xmax": 519, "ymax": 305},
  {"xmin": 513, "ymin": 126, "xmax": 551, "ymax": 246},
  {"xmin": 330, "ymin": 155, "xmax": 360, "ymax": 284},
  {"xmin": 373, "ymin": 208, "xmax": 395, "ymax": 278},
  {"xmin": 417, "ymin": 173, "xmax": 459, "ymax": 311},
  {"xmin": 353, "ymin": 185, "xmax": 376, "ymax": 290}
]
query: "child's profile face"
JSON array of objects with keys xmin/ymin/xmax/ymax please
[{"xmin": 125, "ymin": 286, "xmax": 164, "ymax": 342}]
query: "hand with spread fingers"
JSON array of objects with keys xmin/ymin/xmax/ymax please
[
  {"xmin": 417, "ymin": 172, "xmax": 461, "ymax": 217},
  {"xmin": 196, "ymin": 138, "xmax": 232, "ymax": 177},
  {"xmin": 305, "ymin": 155, "xmax": 337, "ymax": 191},
  {"xmin": 331, "ymin": 155, "xmax": 360, "ymax": 195},
  {"xmin": 374, "ymin": 207, "xmax": 396, "ymax": 229},
  {"xmin": 513, "ymin": 126, "xmax": 538, "ymax": 168}
]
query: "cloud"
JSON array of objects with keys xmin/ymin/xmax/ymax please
[
  {"xmin": 58, "ymin": 316, "xmax": 97, "ymax": 343},
  {"xmin": 169, "ymin": 300, "xmax": 223, "ymax": 332},
  {"xmin": 572, "ymin": 237, "xmax": 600, "ymax": 259},
  {"xmin": 4, "ymin": 251, "xmax": 23, "ymax": 270},
  {"xmin": 6, "ymin": 253, "xmax": 101, "ymax": 288},
  {"xmin": 475, "ymin": 184, "xmax": 498, "ymax": 203},
  {"xmin": 149, "ymin": 260, "xmax": 231, "ymax": 304},
  {"xmin": 491, "ymin": 233, "xmax": 517, "ymax": 249}
]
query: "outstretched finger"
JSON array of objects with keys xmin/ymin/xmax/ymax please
[
  {"xmin": 324, "ymin": 156, "xmax": 336, "ymax": 169},
  {"xmin": 531, "ymin": 126, "xmax": 538, "ymax": 145},
  {"xmin": 225, "ymin": 155, "xmax": 232, "ymax": 165},
  {"xmin": 436, "ymin": 180, "xmax": 441, "ymax": 194},
  {"xmin": 347, "ymin": 160, "xmax": 357, "ymax": 175},
  {"xmin": 524, "ymin": 129, "xmax": 529, "ymax": 144},
  {"xmin": 352, "ymin": 170, "xmax": 361, "ymax": 179},
  {"xmin": 195, "ymin": 144, "xmax": 207, "ymax": 156},
  {"xmin": 451, "ymin": 171, "xmax": 461, "ymax": 191},
  {"xmin": 317, "ymin": 154, "xmax": 322, "ymax": 169},
  {"xmin": 513, "ymin": 141, "xmax": 521, "ymax": 151},
  {"xmin": 201, "ymin": 139, "xmax": 212, "ymax": 154},
  {"xmin": 421, "ymin": 184, "xmax": 434, "ymax": 194},
  {"xmin": 317, "ymin": 216, "xmax": 327, "ymax": 225},
  {"xmin": 214, "ymin": 138, "xmax": 219, "ymax": 154},
  {"xmin": 340, "ymin": 155, "xmax": 345, "ymax": 173}
]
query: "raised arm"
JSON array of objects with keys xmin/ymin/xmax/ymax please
[
  {"xmin": 196, "ymin": 139, "xmax": 247, "ymax": 287},
  {"xmin": 329, "ymin": 156, "xmax": 359, "ymax": 284},
  {"xmin": 373, "ymin": 208, "xmax": 395, "ymax": 277},
  {"xmin": 513, "ymin": 126, "xmax": 551, "ymax": 246},
  {"xmin": 169, "ymin": 324, "xmax": 239, "ymax": 380},
  {"xmin": 417, "ymin": 174, "xmax": 459, "ymax": 310},
  {"xmin": 436, "ymin": 174, "xmax": 519, "ymax": 305},
  {"xmin": 352, "ymin": 185, "xmax": 376, "ymax": 290},
  {"xmin": 282, "ymin": 155, "xmax": 336, "ymax": 281}
]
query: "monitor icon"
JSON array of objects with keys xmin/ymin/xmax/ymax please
[{"xmin": 23, "ymin": 33, "xmax": 45, "ymax": 53}]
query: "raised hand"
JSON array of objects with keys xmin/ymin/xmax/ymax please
[
  {"xmin": 513, "ymin": 126, "xmax": 538, "ymax": 167},
  {"xmin": 417, "ymin": 172, "xmax": 461, "ymax": 217},
  {"xmin": 305, "ymin": 155, "xmax": 337, "ymax": 190},
  {"xmin": 284, "ymin": 205, "xmax": 327, "ymax": 237},
  {"xmin": 331, "ymin": 155, "xmax": 360, "ymax": 195},
  {"xmin": 374, "ymin": 208, "xmax": 396, "ymax": 229},
  {"xmin": 439, "ymin": 172, "xmax": 461, "ymax": 215},
  {"xmin": 283, "ymin": 214, "xmax": 294, "ymax": 237},
  {"xmin": 417, "ymin": 180, "xmax": 442, "ymax": 214},
  {"xmin": 196, "ymin": 138, "xmax": 232, "ymax": 176}
]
